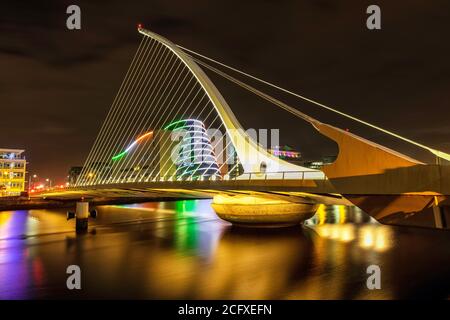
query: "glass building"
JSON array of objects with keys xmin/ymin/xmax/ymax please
[{"xmin": 165, "ymin": 119, "xmax": 220, "ymax": 180}]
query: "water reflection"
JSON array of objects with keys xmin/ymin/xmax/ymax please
[
  {"xmin": 0, "ymin": 200, "xmax": 449, "ymax": 299},
  {"xmin": 0, "ymin": 212, "xmax": 38, "ymax": 299},
  {"xmin": 312, "ymin": 223, "xmax": 393, "ymax": 252}
]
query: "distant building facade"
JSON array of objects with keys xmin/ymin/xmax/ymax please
[
  {"xmin": 68, "ymin": 166, "xmax": 83, "ymax": 186},
  {"xmin": 301, "ymin": 155, "xmax": 337, "ymax": 170},
  {"xmin": 268, "ymin": 145, "xmax": 301, "ymax": 160},
  {"xmin": 268, "ymin": 145, "xmax": 303, "ymax": 166},
  {"xmin": 0, "ymin": 149, "xmax": 27, "ymax": 196}
]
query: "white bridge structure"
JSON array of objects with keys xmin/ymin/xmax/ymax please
[
  {"xmin": 44, "ymin": 27, "xmax": 450, "ymax": 229},
  {"xmin": 76, "ymin": 28, "xmax": 323, "ymax": 187}
]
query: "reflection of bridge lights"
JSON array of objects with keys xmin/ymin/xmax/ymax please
[
  {"xmin": 359, "ymin": 225, "xmax": 392, "ymax": 252},
  {"xmin": 374, "ymin": 226, "xmax": 391, "ymax": 252},
  {"xmin": 340, "ymin": 225, "xmax": 355, "ymax": 242},
  {"xmin": 330, "ymin": 226, "xmax": 340, "ymax": 239},
  {"xmin": 313, "ymin": 205, "xmax": 348, "ymax": 225},
  {"xmin": 315, "ymin": 224, "xmax": 355, "ymax": 242},
  {"xmin": 314, "ymin": 224, "xmax": 392, "ymax": 251},
  {"xmin": 360, "ymin": 227, "xmax": 374, "ymax": 248},
  {"xmin": 317, "ymin": 224, "xmax": 330, "ymax": 237}
]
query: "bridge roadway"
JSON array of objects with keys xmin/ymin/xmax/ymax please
[
  {"xmin": 34, "ymin": 164, "xmax": 450, "ymax": 229},
  {"xmin": 39, "ymin": 164, "xmax": 450, "ymax": 200},
  {"xmin": 36, "ymin": 176, "xmax": 344, "ymax": 205}
]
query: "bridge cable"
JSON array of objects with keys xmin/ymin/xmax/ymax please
[
  {"xmin": 99, "ymin": 39, "xmax": 161, "ymax": 184},
  {"xmin": 108, "ymin": 50, "xmax": 179, "ymax": 183},
  {"xmin": 90, "ymin": 38, "xmax": 157, "ymax": 185},
  {"xmin": 77, "ymin": 37, "xmax": 150, "ymax": 186},
  {"xmin": 102, "ymin": 39, "xmax": 161, "ymax": 184},
  {"xmin": 179, "ymin": 45, "xmax": 450, "ymax": 162}
]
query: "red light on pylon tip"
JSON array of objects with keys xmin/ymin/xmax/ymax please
[{"xmin": 137, "ymin": 23, "xmax": 143, "ymax": 29}]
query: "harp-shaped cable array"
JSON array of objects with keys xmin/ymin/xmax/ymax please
[
  {"xmin": 76, "ymin": 27, "xmax": 315, "ymax": 187},
  {"xmin": 76, "ymin": 30, "xmax": 251, "ymax": 186},
  {"xmin": 76, "ymin": 26, "xmax": 449, "ymax": 188}
]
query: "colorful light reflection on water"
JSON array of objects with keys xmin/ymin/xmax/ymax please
[{"xmin": 0, "ymin": 200, "xmax": 449, "ymax": 299}]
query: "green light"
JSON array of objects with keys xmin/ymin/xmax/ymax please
[
  {"xmin": 164, "ymin": 119, "xmax": 186, "ymax": 130},
  {"xmin": 111, "ymin": 151, "xmax": 127, "ymax": 161},
  {"xmin": 174, "ymin": 200, "xmax": 198, "ymax": 253},
  {"xmin": 164, "ymin": 119, "xmax": 204, "ymax": 131}
]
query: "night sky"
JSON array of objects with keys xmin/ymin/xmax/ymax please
[{"xmin": 1, "ymin": 0, "xmax": 450, "ymax": 183}]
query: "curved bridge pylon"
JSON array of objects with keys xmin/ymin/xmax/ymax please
[{"xmin": 75, "ymin": 27, "xmax": 319, "ymax": 187}]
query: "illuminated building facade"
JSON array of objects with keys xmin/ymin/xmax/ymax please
[
  {"xmin": 165, "ymin": 119, "xmax": 220, "ymax": 180},
  {"xmin": 269, "ymin": 145, "xmax": 303, "ymax": 167},
  {"xmin": 0, "ymin": 149, "xmax": 26, "ymax": 196},
  {"xmin": 268, "ymin": 145, "xmax": 301, "ymax": 159}
]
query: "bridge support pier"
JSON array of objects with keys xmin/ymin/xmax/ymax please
[
  {"xmin": 432, "ymin": 197, "xmax": 447, "ymax": 229},
  {"xmin": 211, "ymin": 194, "xmax": 319, "ymax": 227},
  {"xmin": 67, "ymin": 201, "xmax": 97, "ymax": 233},
  {"xmin": 75, "ymin": 202, "xmax": 89, "ymax": 233}
]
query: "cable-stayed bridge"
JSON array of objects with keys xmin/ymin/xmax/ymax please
[{"xmin": 38, "ymin": 27, "xmax": 450, "ymax": 229}]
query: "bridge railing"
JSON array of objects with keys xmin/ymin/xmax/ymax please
[
  {"xmin": 138, "ymin": 170, "xmax": 326, "ymax": 182},
  {"xmin": 224, "ymin": 170, "xmax": 327, "ymax": 181},
  {"xmin": 67, "ymin": 171, "xmax": 327, "ymax": 189}
]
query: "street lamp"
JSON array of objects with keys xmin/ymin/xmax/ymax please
[{"xmin": 28, "ymin": 174, "xmax": 38, "ymax": 193}]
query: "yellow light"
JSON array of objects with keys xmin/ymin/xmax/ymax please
[
  {"xmin": 338, "ymin": 206, "xmax": 346, "ymax": 223},
  {"xmin": 317, "ymin": 225, "xmax": 330, "ymax": 237},
  {"xmin": 374, "ymin": 226, "xmax": 392, "ymax": 252},
  {"xmin": 360, "ymin": 226, "xmax": 374, "ymax": 248},
  {"xmin": 315, "ymin": 224, "xmax": 355, "ymax": 243},
  {"xmin": 340, "ymin": 224, "xmax": 355, "ymax": 242},
  {"xmin": 330, "ymin": 225, "xmax": 340, "ymax": 239},
  {"xmin": 316, "ymin": 204, "xmax": 326, "ymax": 225},
  {"xmin": 213, "ymin": 194, "xmax": 290, "ymax": 205}
]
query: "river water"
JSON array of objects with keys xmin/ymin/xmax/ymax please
[{"xmin": 0, "ymin": 199, "xmax": 449, "ymax": 299}]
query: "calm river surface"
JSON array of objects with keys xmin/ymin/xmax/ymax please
[{"xmin": 0, "ymin": 199, "xmax": 449, "ymax": 299}]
